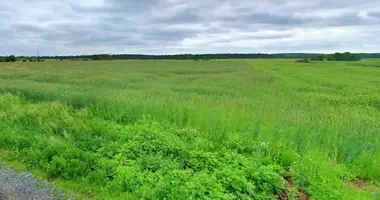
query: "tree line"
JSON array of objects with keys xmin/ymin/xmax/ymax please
[
  {"xmin": 55, "ymin": 53, "xmax": 292, "ymax": 61},
  {"xmin": 310, "ymin": 52, "xmax": 361, "ymax": 61},
  {"xmin": 92, "ymin": 54, "xmax": 113, "ymax": 60},
  {"xmin": 0, "ymin": 55, "xmax": 17, "ymax": 62},
  {"xmin": 2, "ymin": 52, "xmax": 377, "ymax": 62},
  {"xmin": 44, "ymin": 52, "xmax": 370, "ymax": 61},
  {"xmin": 0, "ymin": 55, "xmax": 45, "ymax": 62}
]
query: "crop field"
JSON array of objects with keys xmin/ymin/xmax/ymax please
[{"xmin": 0, "ymin": 59, "xmax": 379, "ymax": 199}]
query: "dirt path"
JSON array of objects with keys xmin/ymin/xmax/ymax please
[
  {"xmin": 0, "ymin": 190, "xmax": 8, "ymax": 200},
  {"xmin": 0, "ymin": 166, "xmax": 73, "ymax": 200}
]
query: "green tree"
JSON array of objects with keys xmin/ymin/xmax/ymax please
[
  {"xmin": 311, "ymin": 55, "xmax": 324, "ymax": 61},
  {"xmin": 333, "ymin": 52, "xmax": 343, "ymax": 61},
  {"xmin": 202, "ymin": 56, "xmax": 211, "ymax": 61},
  {"xmin": 326, "ymin": 55, "xmax": 336, "ymax": 61},
  {"xmin": 331, "ymin": 52, "xmax": 361, "ymax": 61},
  {"xmin": 92, "ymin": 55, "xmax": 102, "ymax": 60},
  {"xmin": 343, "ymin": 52, "xmax": 352, "ymax": 61},
  {"xmin": 29, "ymin": 57, "xmax": 37, "ymax": 62},
  {"xmin": 317, "ymin": 55, "xmax": 325, "ymax": 61},
  {"xmin": 345, "ymin": 52, "xmax": 361, "ymax": 61},
  {"xmin": 9, "ymin": 55, "xmax": 16, "ymax": 62},
  {"xmin": 310, "ymin": 57, "xmax": 316, "ymax": 61},
  {"xmin": 353, "ymin": 53, "xmax": 361, "ymax": 61},
  {"xmin": 4, "ymin": 55, "xmax": 17, "ymax": 62},
  {"xmin": 101, "ymin": 54, "xmax": 112, "ymax": 60}
]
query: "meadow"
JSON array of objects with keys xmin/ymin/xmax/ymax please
[{"xmin": 0, "ymin": 59, "xmax": 379, "ymax": 199}]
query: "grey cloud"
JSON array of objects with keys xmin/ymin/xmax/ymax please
[
  {"xmin": 13, "ymin": 24, "xmax": 45, "ymax": 33},
  {"xmin": 324, "ymin": 13, "xmax": 370, "ymax": 26},
  {"xmin": 0, "ymin": 28, "xmax": 15, "ymax": 40},
  {"xmin": 224, "ymin": 11, "xmax": 375, "ymax": 28},
  {"xmin": 72, "ymin": 35, "xmax": 146, "ymax": 46},
  {"xmin": 153, "ymin": 9, "xmax": 201, "ymax": 24},
  {"xmin": 69, "ymin": 0, "xmax": 157, "ymax": 14},
  {"xmin": 42, "ymin": 24, "xmax": 142, "ymax": 46},
  {"xmin": 141, "ymin": 28, "xmax": 201, "ymax": 45},
  {"xmin": 247, "ymin": 34, "xmax": 293, "ymax": 40},
  {"xmin": 0, "ymin": 12, "xmax": 11, "ymax": 19},
  {"xmin": 1, "ymin": 0, "xmax": 380, "ymax": 55},
  {"xmin": 241, "ymin": 13, "xmax": 314, "ymax": 25},
  {"xmin": 107, "ymin": 0, "xmax": 157, "ymax": 9},
  {"xmin": 69, "ymin": 3, "xmax": 118, "ymax": 13},
  {"xmin": 208, "ymin": 33, "xmax": 293, "ymax": 45},
  {"xmin": 368, "ymin": 11, "xmax": 380, "ymax": 18},
  {"xmin": 310, "ymin": 0, "xmax": 380, "ymax": 9}
]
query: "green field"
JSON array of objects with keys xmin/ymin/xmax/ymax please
[{"xmin": 0, "ymin": 59, "xmax": 379, "ymax": 199}]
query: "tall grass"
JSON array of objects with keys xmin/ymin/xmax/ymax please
[{"xmin": 0, "ymin": 59, "xmax": 379, "ymax": 199}]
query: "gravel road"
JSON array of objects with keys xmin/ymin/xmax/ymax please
[{"xmin": 0, "ymin": 165, "xmax": 73, "ymax": 200}]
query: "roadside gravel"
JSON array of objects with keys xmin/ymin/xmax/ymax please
[{"xmin": 0, "ymin": 165, "xmax": 73, "ymax": 200}]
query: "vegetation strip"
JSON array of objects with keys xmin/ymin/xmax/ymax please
[{"xmin": 0, "ymin": 59, "xmax": 379, "ymax": 199}]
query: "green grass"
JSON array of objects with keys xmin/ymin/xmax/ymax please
[{"xmin": 0, "ymin": 59, "xmax": 379, "ymax": 199}]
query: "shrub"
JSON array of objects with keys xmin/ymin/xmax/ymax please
[
  {"xmin": 2, "ymin": 55, "xmax": 17, "ymax": 62},
  {"xmin": 328, "ymin": 52, "xmax": 361, "ymax": 61},
  {"xmin": 326, "ymin": 55, "xmax": 336, "ymax": 61},
  {"xmin": 6, "ymin": 55, "xmax": 17, "ymax": 62},
  {"xmin": 295, "ymin": 59, "xmax": 311, "ymax": 63},
  {"xmin": 311, "ymin": 55, "xmax": 325, "ymax": 61},
  {"xmin": 202, "ymin": 56, "xmax": 211, "ymax": 61}
]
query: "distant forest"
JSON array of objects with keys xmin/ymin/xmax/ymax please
[
  {"xmin": 1, "ymin": 53, "xmax": 379, "ymax": 62},
  {"xmin": 43, "ymin": 53, "xmax": 380, "ymax": 61}
]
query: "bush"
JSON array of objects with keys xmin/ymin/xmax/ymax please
[
  {"xmin": 0, "ymin": 96, "xmax": 287, "ymax": 199},
  {"xmin": 8, "ymin": 55, "xmax": 16, "ymax": 62},
  {"xmin": 93, "ymin": 54, "xmax": 112, "ymax": 61},
  {"xmin": 327, "ymin": 52, "xmax": 361, "ymax": 61},
  {"xmin": 202, "ymin": 56, "xmax": 211, "ymax": 61},
  {"xmin": 326, "ymin": 55, "xmax": 336, "ymax": 61},
  {"xmin": 3, "ymin": 55, "xmax": 17, "ymax": 62},
  {"xmin": 310, "ymin": 55, "xmax": 325, "ymax": 61}
]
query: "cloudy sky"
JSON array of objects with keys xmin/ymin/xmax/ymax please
[{"xmin": 1, "ymin": 0, "xmax": 380, "ymax": 55}]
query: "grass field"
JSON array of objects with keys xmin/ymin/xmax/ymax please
[{"xmin": 0, "ymin": 59, "xmax": 379, "ymax": 199}]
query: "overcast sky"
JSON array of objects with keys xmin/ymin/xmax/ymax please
[{"xmin": 1, "ymin": 0, "xmax": 380, "ymax": 55}]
